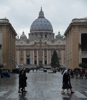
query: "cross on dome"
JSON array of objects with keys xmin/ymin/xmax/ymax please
[{"xmin": 38, "ymin": 7, "xmax": 44, "ymax": 18}]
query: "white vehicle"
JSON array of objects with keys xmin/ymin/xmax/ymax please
[{"xmin": 48, "ymin": 69, "xmax": 53, "ymax": 73}]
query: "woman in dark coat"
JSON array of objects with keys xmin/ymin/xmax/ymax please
[
  {"xmin": 62, "ymin": 70, "xmax": 70, "ymax": 94},
  {"xmin": 67, "ymin": 70, "xmax": 74, "ymax": 94},
  {"xmin": 19, "ymin": 70, "xmax": 26, "ymax": 93},
  {"xmin": 18, "ymin": 69, "xmax": 22, "ymax": 93},
  {"xmin": 18, "ymin": 68, "xmax": 27, "ymax": 93},
  {"xmin": 23, "ymin": 68, "xmax": 27, "ymax": 92}
]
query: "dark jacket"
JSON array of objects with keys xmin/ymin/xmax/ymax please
[
  {"xmin": 63, "ymin": 73, "xmax": 68, "ymax": 84},
  {"xmin": 20, "ymin": 72, "xmax": 26, "ymax": 88}
]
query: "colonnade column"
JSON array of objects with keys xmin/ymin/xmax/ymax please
[
  {"xmin": 17, "ymin": 50, "xmax": 19, "ymax": 65},
  {"xmin": 47, "ymin": 50, "xmax": 48, "ymax": 64},
  {"xmin": 33, "ymin": 50, "xmax": 34, "ymax": 64},
  {"xmin": 24, "ymin": 50, "xmax": 26, "ymax": 64},
  {"xmin": 43, "ymin": 50, "xmax": 44, "ymax": 65},
  {"xmin": 37, "ymin": 50, "xmax": 38, "ymax": 65}
]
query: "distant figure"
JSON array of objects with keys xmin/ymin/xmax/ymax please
[
  {"xmin": 80, "ymin": 70, "xmax": 83, "ymax": 79},
  {"xmin": 33, "ymin": 68, "xmax": 34, "ymax": 72},
  {"xmin": 85, "ymin": 70, "xmax": 87, "ymax": 79},
  {"xmin": 76, "ymin": 70, "xmax": 79, "ymax": 79},
  {"xmin": 70, "ymin": 70, "xmax": 74, "ymax": 78}
]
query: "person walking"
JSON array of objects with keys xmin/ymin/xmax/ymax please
[
  {"xmin": 18, "ymin": 69, "xmax": 23, "ymax": 93},
  {"xmin": 67, "ymin": 69, "xmax": 74, "ymax": 94},
  {"xmin": 76, "ymin": 70, "xmax": 79, "ymax": 79},
  {"xmin": 70, "ymin": 70, "xmax": 74, "ymax": 78},
  {"xmin": 62, "ymin": 70, "xmax": 70, "ymax": 94},
  {"xmin": 80, "ymin": 70, "xmax": 83, "ymax": 79},
  {"xmin": 23, "ymin": 68, "xmax": 27, "ymax": 92},
  {"xmin": 85, "ymin": 70, "xmax": 87, "ymax": 79},
  {"xmin": 18, "ymin": 68, "xmax": 27, "ymax": 93}
]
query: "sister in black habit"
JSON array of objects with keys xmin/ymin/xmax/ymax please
[
  {"xmin": 67, "ymin": 69, "xmax": 74, "ymax": 94},
  {"xmin": 62, "ymin": 70, "xmax": 70, "ymax": 94},
  {"xmin": 62, "ymin": 70, "xmax": 74, "ymax": 94}
]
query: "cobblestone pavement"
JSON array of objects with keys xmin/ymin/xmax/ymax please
[{"xmin": 0, "ymin": 70, "xmax": 87, "ymax": 100}]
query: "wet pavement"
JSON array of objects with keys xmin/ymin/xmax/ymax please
[{"xmin": 0, "ymin": 70, "xmax": 87, "ymax": 100}]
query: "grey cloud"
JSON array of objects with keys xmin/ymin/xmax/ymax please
[{"xmin": 0, "ymin": 0, "xmax": 87, "ymax": 36}]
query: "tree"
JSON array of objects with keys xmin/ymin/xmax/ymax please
[
  {"xmin": 79, "ymin": 63, "xmax": 87, "ymax": 68},
  {"xmin": 51, "ymin": 50, "xmax": 60, "ymax": 68}
]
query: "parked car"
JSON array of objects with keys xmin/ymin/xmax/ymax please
[
  {"xmin": 48, "ymin": 69, "xmax": 53, "ymax": 73},
  {"xmin": 43, "ymin": 68, "xmax": 47, "ymax": 72},
  {"xmin": 1, "ymin": 70, "xmax": 10, "ymax": 78}
]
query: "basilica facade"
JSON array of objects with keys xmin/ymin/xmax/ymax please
[{"xmin": 15, "ymin": 8, "xmax": 66, "ymax": 68}]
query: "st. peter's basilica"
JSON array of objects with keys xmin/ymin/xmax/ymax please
[{"xmin": 15, "ymin": 8, "xmax": 66, "ymax": 68}]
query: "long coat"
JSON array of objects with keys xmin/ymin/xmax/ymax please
[
  {"xmin": 67, "ymin": 73, "xmax": 72, "ymax": 88},
  {"xmin": 20, "ymin": 73, "xmax": 26, "ymax": 88},
  {"xmin": 62, "ymin": 73, "xmax": 70, "ymax": 89},
  {"xmin": 23, "ymin": 71, "xmax": 27, "ymax": 87}
]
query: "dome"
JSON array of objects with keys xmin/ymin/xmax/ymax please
[
  {"xmin": 20, "ymin": 32, "xmax": 27, "ymax": 39},
  {"xmin": 56, "ymin": 32, "xmax": 63, "ymax": 38},
  {"xmin": 30, "ymin": 7, "xmax": 53, "ymax": 32}
]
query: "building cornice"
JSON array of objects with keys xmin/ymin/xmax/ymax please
[
  {"xmin": 0, "ymin": 19, "xmax": 17, "ymax": 36},
  {"xmin": 64, "ymin": 21, "xmax": 87, "ymax": 36}
]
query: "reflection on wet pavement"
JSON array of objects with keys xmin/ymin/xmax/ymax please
[{"xmin": 0, "ymin": 71, "xmax": 87, "ymax": 100}]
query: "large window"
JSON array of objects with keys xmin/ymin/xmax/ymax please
[
  {"xmin": 34, "ymin": 50, "xmax": 36, "ymax": 54},
  {"xmin": 45, "ymin": 60, "xmax": 47, "ymax": 65},
  {"xmin": 81, "ymin": 34, "xmax": 87, "ymax": 51},
  {"xmin": 82, "ymin": 58, "xmax": 87, "ymax": 64},
  {"xmin": 35, "ymin": 61, "xmax": 37, "ymax": 65},
  {"xmin": 27, "ymin": 59, "xmax": 30, "ymax": 64},
  {"xmin": 40, "ymin": 34, "xmax": 43, "ymax": 38},
  {"xmin": 45, "ymin": 50, "xmax": 47, "ymax": 54},
  {"xmin": 27, "ymin": 50, "xmax": 29, "ymax": 55},
  {"xmin": 52, "ymin": 50, "xmax": 54, "ymax": 55},
  {"xmin": 45, "ymin": 34, "xmax": 47, "ymax": 38}
]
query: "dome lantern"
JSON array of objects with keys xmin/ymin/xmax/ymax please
[{"xmin": 38, "ymin": 7, "xmax": 44, "ymax": 18}]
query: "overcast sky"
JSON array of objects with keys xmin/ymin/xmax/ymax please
[{"xmin": 0, "ymin": 0, "xmax": 87, "ymax": 37}]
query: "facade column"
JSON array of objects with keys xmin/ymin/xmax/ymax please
[
  {"xmin": 33, "ymin": 50, "xmax": 34, "ymax": 64},
  {"xmin": 17, "ymin": 50, "xmax": 19, "ymax": 65},
  {"xmin": 43, "ymin": 50, "xmax": 44, "ymax": 65},
  {"xmin": 47, "ymin": 50, "xmax": 48, "ymax": 64},
  {"xmin": 24, "ymin": 50, "xmax": 26, "ymax": 64},
  {"xmin": 30, "ymin": 50, "xmax": 32, "ymax": 64},
  {"xmin": 37, "ymin": 50, "xmax": 38, "ymax": 65}
]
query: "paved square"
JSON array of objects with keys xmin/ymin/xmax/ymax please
[{"xmin": 0, "ymin": 70, "xmax": 87, "ymax": 100}]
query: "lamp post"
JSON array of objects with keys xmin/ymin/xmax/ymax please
[
  {"xmin": 0, "ymin": 44, "xmax": 3, "ymax": 68},
  {"xmin": 0, "ymin": 44, "xmax": 2, "ymax": 49}
]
